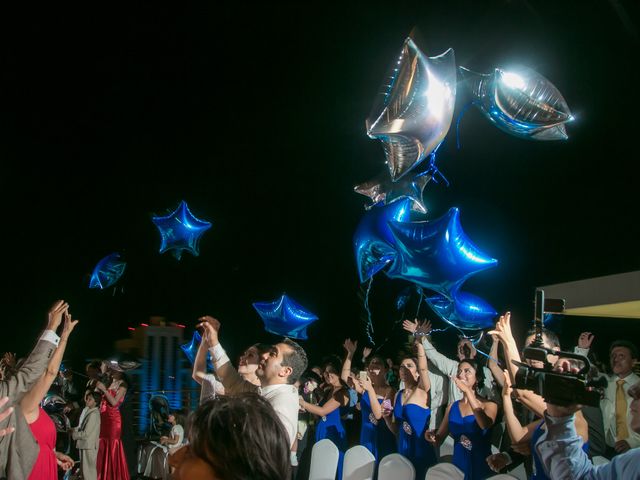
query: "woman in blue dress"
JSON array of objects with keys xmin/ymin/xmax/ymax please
[
  {"xmin": 383, "ymin": 340, "xmax": 437, "ymax": 478},
  {"xmin": 341, "ymin": 339, "xmax": 396, "ymax": 460},
  {"xmin": 499, "ymin": 371, "xmax": 589, "ymax": 479},
  {"xmin": 426, "ymin": 358, "xmax": 498, "ymax": 480},
  {"xmin": 299, "ymin": 361, "xmax": 350, "ymax": 480}
]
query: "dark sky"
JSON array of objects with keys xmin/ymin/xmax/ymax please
[{"xmin": 2, "ymin": 1, "xmax": 639, "ymax": 367}]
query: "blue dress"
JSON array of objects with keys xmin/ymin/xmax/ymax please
[
  {"xmin": 393, "ymin": 390, "xmax": 437, "ymax": 478},
  {"xmin": 448, "ymin": 400, "xmax": 493, "ymax": 480},
  {"xmin": 530, "ymin": 420, "xmax": 588, "ymax": 480},
  {"xmin": 315, "ymin": 394, "xmax": 348, "ymax": 480},
  {"xmin": 360, "ymin": 392, "xmax": 396, "ymax": 461}
]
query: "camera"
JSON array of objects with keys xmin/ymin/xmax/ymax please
[{"xmin": 512, "ymin": 346, "xmax": 607, "ymax": 407}]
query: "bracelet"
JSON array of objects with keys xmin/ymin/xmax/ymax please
[{"xmin": 413, "ymin": 332, "xmax": 427, "ymax": 337}]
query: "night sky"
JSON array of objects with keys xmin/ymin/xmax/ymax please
[{"xmin": 2, "ymin": 1, "xmax": 639, "ymax": 368}]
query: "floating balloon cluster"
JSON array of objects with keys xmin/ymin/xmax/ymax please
[{"xmin": 354, "ymin": 37, "xmax": 573, "ymax": 338}]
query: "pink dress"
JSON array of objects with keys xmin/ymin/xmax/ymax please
[
  {"xmin": 97, "ymin": 389, "xmax": 130, "ymax": 480},
  {"xmin": 28, "ymin": 407, "xmax": 57, "ymax": 480}
]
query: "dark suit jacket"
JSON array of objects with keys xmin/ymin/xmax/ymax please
[{"xmin": 0, "ymin": 338, "xmax": 56, "ymax": 479}]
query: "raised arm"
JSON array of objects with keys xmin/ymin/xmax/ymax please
[
  {"xmin": 97, "ymin": 384, "xmax": 126, "ymax": 407},
  {"xmin": 1, "ymin": 301, "xmax": 66, "ymax": 402},
  {"xmin": 300, "ymin": 389, "xmax": 349, "ymax": 417},
  {"xmin": 487, "ymin": 334, "xmax": 506, "ymax": 388},
  {"xmin": 191, "ymin": 330, "xmax": 209, "ymax": 385},
  {"xmin": 341, "ymin": 339, "xmax": 357, "ymax": 384},
  {"xmin": 415, "ymin": 340, "xmax": 431, "ymax": 393},
  {"xmin": 199, "ymin": 317, "xmax": 257, "ymax": 394},
  {"xmin": 403, "ymin": 319, "xmax": 458, "ymax": 377},
  {"xmin": 21, "ymin": 307, "xmax": 78, "ymax": 420},
  {"xmin": 501, "ymin": 370, "xmax": 536, "ymax": 444}
]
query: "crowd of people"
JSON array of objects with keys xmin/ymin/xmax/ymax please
[{"xmin": 0, "ymin": 301, "xmax": 638, "ymax": 479}]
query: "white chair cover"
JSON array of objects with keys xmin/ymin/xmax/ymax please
[
  {"xmin": 592, "ymin": 455, "xmax": 610, "ymax": 466},
  {"xmin": 425, "ymin": 462, "xmax": 464, "ymax": 480},
  {"xmin": 487, "ymin": 475, "xmax": 520, "ymax": 479},
  {"xmin": 378, "ymin": 453, "xmax": 415, "ymax": 480},
  {"xmin": 342, "ymin": 445, "xmax": 376, "ymax": 480},
  {"xmin": 309, "ymin": 439, "xmax": 340, "ymax": 480},
  {"xmin": 438, "ymin": 435, "xmax": 455, "ymax": 462},
  {"xmin": 508, "ymin": 462, "xmax": 527, "ymax": 480}
]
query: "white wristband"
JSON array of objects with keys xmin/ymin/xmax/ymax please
[{"xmin": 209, "ymin": 344, "xmax": 230, "ymax": 367}]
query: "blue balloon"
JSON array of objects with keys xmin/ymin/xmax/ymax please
[
  {"xmin": 180, "ymin": 330, "xmax": 213, "ymax": 370},
  {"xmin": 426, "ymin": 291, "xmax": 497, "ymax": 331},
  {"xmin": 353, "ymin": 199, "xmax": 414, "ymax": 283},
  {"xmin": 386, "ymin": 207, "xmax": 497, "ymax": 297},
  {"xmin": 89, "ymin": 253, "xmax": 127, "ymax": 289},
  {"xmin": 152, "ymin": 201, "xmax": 212, "ymax": 260},
  {"xmin": 253, "ymin": 294, "xmax": 318, "ymax": 340},
  {"xmin": 459, "ymin": 66, "xmax": 573, "ymax": 141}
]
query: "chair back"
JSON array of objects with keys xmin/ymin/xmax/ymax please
[
  {"xmin": 378, "ymin": 453, "xmax": 415, "ymax": 480},
  {"xmin": 342, "ymin": 445, "xmax": 375, "ymax": 480},
  {"xmin": 425, "ymin": 462, "xmax": 464, "ymax": 480},
  {"xmin": 309, "ymin": 439, "xmax": 340, "ymax": 480}
]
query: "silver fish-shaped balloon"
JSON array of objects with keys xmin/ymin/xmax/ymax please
[
  {"xmin": 459, "ymin": 66, "xmax": 573, "ymax": 140},
  {"xmin": 366, "ymin": 38, "xmax": 457, "ymax": 181}
]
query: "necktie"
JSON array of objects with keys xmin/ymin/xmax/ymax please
[{"xmin": 615, "ymin": 378, "xmax": 629, "ymax": 441}]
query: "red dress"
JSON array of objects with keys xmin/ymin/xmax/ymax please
[
  {"xmin": 96, "ymin": 389, "xmax": 130, "ymax": 480},
  {"xmin": 28, "ymin": 407, "xmax": 57, "ymax": 480}
]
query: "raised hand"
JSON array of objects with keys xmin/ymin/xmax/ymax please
[
  {"xmin": 577, "ymin": 332, "xmax": 595, "ymax": 349},
  {"xmin": 47, "ymin": 300, "xmax": 69, "ymax": 332},
  {"xmin": 343, "ymin": 339, "xmax": 357, "ymax": 356},
  {"xmin": 488, "ymin": 312, "xmax": 515, "ymax": 346},
  {"xmin": 402, "ymin": 319, "xmax": 419, "ymax": 334},
  {"xmin": 60, "ymin": 310, "xmax": 79, "ymax": 341},
  {"xmin": 198, "ymin": 316, "xmax": 221, "ymax": 347},
  {"xmin": 362, "ymin": 346, "xmax": 372, "ymax": 359}
]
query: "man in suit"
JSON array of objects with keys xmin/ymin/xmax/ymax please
[
  {"xmin": 71, "ymin": 391, "xmax": 101, "ymax": 480},
  {"xmin": 600, "ymin": 340, "xmax": 640, "ymax": 458},
  {"xmin": 199, "ymin": 316, "xmax": 307, "ymax": 450},
  {"xmin": 0, "ymin": 300, "xmax": 66, "ymax": 479}
]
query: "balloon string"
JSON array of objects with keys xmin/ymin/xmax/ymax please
[
  {"xmin": 364, "ymin": 277, "xmax": 375, "ymax": 345},
  {"xmin": 455, "ymin": 101, "xmax": 479, "ymax": 150}
]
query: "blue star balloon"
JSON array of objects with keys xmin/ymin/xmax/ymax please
[
  {"xmin": 152, "ymin": 201, "xmax": 212, "ymax": 260},
  {"xmin": 426, "ymin": 291, "xmax": 497, "ymax": 331},
  {"xmin": 459, "ymin": 65, "xmax": 573, "ymax": 141},
  {"xmin": 386, "ymin": 207, "xmax": 497, "ymax": 297},
  {"xmin": 180, "ymin": 331, "xmax": 213, "ymax": 369},
  {"xmin": 353, "ymin": 199, "xmax": 414, "ymax": 283},
  {"xmin": 252, "ymin": 294, "xmax": 318, "ymax": 340},
  {"xmin": 89, "ymin": 253, "xmax": 127, "ymax": 289}
]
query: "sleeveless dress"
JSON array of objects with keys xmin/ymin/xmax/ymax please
[
  {"xmin": 360, "ymin": 393, "xmax": 396, "ymax": 461},
  {"xmin": 393, "ymin": 390, "xmax": 437, "ymax": 478},
  {"xmin": 530, "ymin": 420, "xmax": 588, "ymax": 480},
  {"xmin": 97, "ymin": 389, "xmax": 130, "ymax": 480},
  {"xmin": 315, "ymin": 396, "xmax": 348, "ymax": 480},
  {"xmin": 448, "ymin": 400, "xmax": 493, "ymax": 480},
  {"xmin": 28, "ymin": 407, "xmax": 57, "ymax": 480}
]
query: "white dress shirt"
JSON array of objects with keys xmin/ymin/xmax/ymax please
[{"xmin": 600, "ymin": 372, "xmax": 640, "ymax": 448}]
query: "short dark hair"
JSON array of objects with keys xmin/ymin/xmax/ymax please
[
  {"xmin": 85, "ymin": 391, "xmax": 102, "ymax": 405},
  {"xmin": 526, "ymin": 328, "xmax": 561, "ymax": 349},
  {"xmin": 190, "ymin": 394, "xmax": 291, "ymax": 480},
  {"xmin": 609, "ymin": 340, "xmax": 639, "ymax": 359},
  {"xmin": 280, "ymin": 338, "xmax": 308, "ymax": 385}
]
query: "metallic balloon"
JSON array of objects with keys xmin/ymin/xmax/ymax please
[
  {"xmin": 386, "ymin": 207, "xmax": 497, "ymax": 297},
  {"xmin": 253, "ymin": 294, "xmax": 318, "ymax": 340},
  {"xmin": 353, "ymin": 199, "xmax": 413, "ymax": 283},
  {"xmin": 459, "ymin": 66, "xmax": 573, "ymax": 140},
  {"xmin": 366, "ymin": 38, "xmax": 457, "ymax": 181},
  {"xmin": 180, "ymin": 330, "xmax": 214, "ymax": 369},
  {"xmin": 426, "ymin": 291, "xmax": 497, "ymax": 331},
  {"xmin": 152, "ymin": 201, "xmax": 212, "ymax": 260},
  {"xmin": 354, "ymin": 171, "xmax": 432, "ymax": 214},
  {"xmin": 89, "ymin": 252, "xmax": 126, "ymax": 289}
]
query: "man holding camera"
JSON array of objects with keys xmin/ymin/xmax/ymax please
[{"xmin": 536, "ymin": 362, "xmax": 640, "ymax": 478}]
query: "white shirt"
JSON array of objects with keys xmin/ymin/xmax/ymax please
[
  {"xmin": 259, "ymin": 383, "xmax": 299, "ymax": 449},
  {"xmin": 600, "ymin": 372, "xmax": 640, "ymax": 448}
]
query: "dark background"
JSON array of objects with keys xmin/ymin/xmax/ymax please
[{"xmin": 1, "ymin": 1, "xmax": 638, "ymax": 368}]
